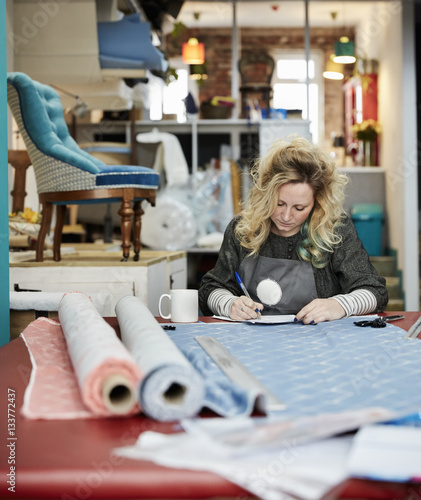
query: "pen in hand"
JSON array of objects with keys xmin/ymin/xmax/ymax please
[{"xmin": 235, "ymin": 271, "xmax": 262, "ymax": 319}]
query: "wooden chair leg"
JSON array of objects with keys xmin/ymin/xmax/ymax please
[
  {"xmin": 8, "ymin": 150, "xmax": 32, "ymax": 213},
  {"xmin": 54, "ymin": 205, "xmax": 67, "ymax": 262},
  {"xmin": 119, "ymin": 194, "xmax": 134, "ymax": 262},
  {"xmin": 36, "ymin": 202, "xmax": 53, "ymax": 262},
  {"xmin": 132, "ymin": 201, "xmax": 144, "ymax": 262}
]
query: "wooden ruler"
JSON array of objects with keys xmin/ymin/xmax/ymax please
[{"xmin": 194, "ymin": 335, "xmax": 286, "ymax": 411}]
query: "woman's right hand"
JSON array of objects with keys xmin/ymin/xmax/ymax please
[{"xmin": 230, "ymin": 296, "xmax": 263, "ymax": 320}]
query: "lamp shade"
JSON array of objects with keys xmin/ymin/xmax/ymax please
[
  {"xmin": 333, "ymin": 37, "xmax": 356, "ymax": 64},
  {"xmin": 182, "ymin": 38, "xmax": 205, "ymax": 65},
  {"xmin": 323, "ymin": 55, "xmax": 344, "ymax": 80}
]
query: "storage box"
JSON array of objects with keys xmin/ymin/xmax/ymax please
[{"xmin": 351, "ymin": 203, "xmax": 384, "ymax": 256}]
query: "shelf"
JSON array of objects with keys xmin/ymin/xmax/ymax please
[
  {"xmin": 338, "ymin": 166, "xmax": 386, "ymax": 173},
  {"xmin": 74, "ymin": 118, "xmax": 311, "ymax": 173},
  {"xmin": 100, "ymin": 68, "xmax": 147, "ymax": 79}
]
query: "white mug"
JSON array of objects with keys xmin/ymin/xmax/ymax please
[{"xmin": 158, "ymin": 289, "xmax": 199, "ymax": 323}]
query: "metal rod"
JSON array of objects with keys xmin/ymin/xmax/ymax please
[
  {"xmin": 231, "ymin": 0, "xmax": 239, "ymax": 120},
  {"xmin": 304, "ymin": 0, "xmax": 310, "ymax": 123}
]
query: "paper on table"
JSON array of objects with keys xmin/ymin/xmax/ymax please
[
  {"xmin": 114, "ymin": 416, "xmax": 354, "ymax": 500},
  {"xmin": 114, "ymin": 407, "xmax": 398, "ymax": 499},
  {"xmin": 213, "ymin": 314, "xmax": 297, "ymax": 324},
  {"xmin": 347, "ymin": 424, "xmax": 421, "ymax": 482}
]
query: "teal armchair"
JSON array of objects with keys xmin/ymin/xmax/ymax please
[{"xmin": 7, "ymin": 72, "xmax": 159, "ymax": 262}]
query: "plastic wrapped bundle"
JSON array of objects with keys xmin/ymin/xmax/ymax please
[
  {"xmin": 141, "ymin": 195, "xmax": 197, "ymax": 250},
  {"xmin": 115, "ymin": 296, "xmax": 205, "ymax": 421}
]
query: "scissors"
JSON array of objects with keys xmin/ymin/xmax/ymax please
[{"xmin": 354, "ymin": 315, "xmax": 404, "ymax": 328}]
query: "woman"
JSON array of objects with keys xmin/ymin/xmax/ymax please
[{"xmin": 199, "ymin": 136, "xmax": 388, "ymax": 324}]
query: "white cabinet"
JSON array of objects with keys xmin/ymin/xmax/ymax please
[{"xmin": 9, "ymin": 250, "xmax": 187, "ymax": 318}]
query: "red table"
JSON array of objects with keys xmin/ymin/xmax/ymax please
[{"xmin": 1, "ymin": 313, "xmax": 420, "ymax": 499}]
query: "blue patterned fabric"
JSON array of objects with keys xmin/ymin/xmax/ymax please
[
  {"xmin": 7, "ymin": 72, "xmax": 160, "ymax": 194},
  {"xmin": 96, "ymin": 164, "xmax": 159, "ymax": 188},
  {"xmin": 169, "ymin": 319, "xmax": 421, "ymax": 419},
  {"xmin": 97, "ymin": 14, "xmax": 168, "ymax": 72}
]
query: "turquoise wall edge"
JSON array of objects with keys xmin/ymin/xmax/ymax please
[{"xmin": 1, "ymin": 1, "xmax": 10, "ymax": 346}]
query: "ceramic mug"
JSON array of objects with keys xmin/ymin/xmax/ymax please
[{"xmin": 158, "ymin": 289, "xmax": 199, "ymax": 323}]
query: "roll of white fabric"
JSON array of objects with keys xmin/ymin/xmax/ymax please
[
  {"xmin": 10, "ymin": 291, "xmax": 112, "ymax": 317},
  {"xmin": 115, "ymin": 296, "xmax": 205, "ymax": 421},
  {"xmin": 58, "ymin": 292, "xmax": 141, "ymax": 416}
]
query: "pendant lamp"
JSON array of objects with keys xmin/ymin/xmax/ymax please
[
  {"xmin": 333, "ymin": 36, "xmax": 356, "ymax": 64},
  {"xmin": 323, "ymin": 55, "xmax": 344, "ymax": 80},
  {"xmin": 182, "ymin": 38, "xmax": 205, "ymax": 65}
]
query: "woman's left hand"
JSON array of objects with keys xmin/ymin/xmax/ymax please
[{"xmin": 295, "ymin": 298, "xmax": 346, "ymax": 324}]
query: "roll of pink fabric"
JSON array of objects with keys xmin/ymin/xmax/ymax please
[{"xmin": 58, "ymin": 292, "xmax": 141, "ymax": 416}]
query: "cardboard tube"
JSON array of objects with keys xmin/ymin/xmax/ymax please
[
  {"xmin": 9, "ymin": 234, "xmax": 31, "ymax": 248},
  {"xmin": 101, "ymin": 374, "xmax": 137, "ymax": 415}
]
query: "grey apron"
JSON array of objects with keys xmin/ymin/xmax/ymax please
[{"xmin": 239, "ymin": 255, "xmax": 318, "ymax": 315}]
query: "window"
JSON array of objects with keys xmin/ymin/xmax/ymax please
[
  {"xmin": 163, "ymin": 68, "xmax": 189, "ymax": 121},
  {"xmin": 157, "ymin": 57, "xmax": 192, "ymax": 123},
  {"xmin": 270, "ymin": 50, "xmax": 324, "ymax": 144}
]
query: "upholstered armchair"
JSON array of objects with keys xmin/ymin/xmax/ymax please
[{"xmin": 7, "ymin": 72, "xmax": 159, "ymax": 262}]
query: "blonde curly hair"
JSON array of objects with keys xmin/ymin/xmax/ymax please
[{"xmin": 235, "ymin": 136, "xmax": 349, "ymax": 267}]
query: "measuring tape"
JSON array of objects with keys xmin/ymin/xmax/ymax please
[
  {"xmin": 405, "ymin": 315, "xmax": 421, "ymax": 339},
  {"xmin": 194, "ymin": 336, "xmax": 286, "ymax": 412}
]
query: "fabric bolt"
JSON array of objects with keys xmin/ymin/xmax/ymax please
[
  {"xmin": 20, "ymin": 294, "xmax": 258, "ymax": 421},
  {"xmin": 21, "ymin": 317, "xmax": 95, "ymax": 419},
  {"xmin": 115, "ymin": 298, "xmax": 261, "ymax": 420},
  {"xmin": 115, "ymin": 296, "xmax": 205, "ymax": 421},
  {"xmin": 57, "ymin": 292, "xmax": 141, "ymax": 416},
  {"xmin": 10, "ymin": 291, "xmax": 112, "ymax": 317},
  {"xmin": 169, "ymin": 319, "xmax": 421, "ymax": 419}
]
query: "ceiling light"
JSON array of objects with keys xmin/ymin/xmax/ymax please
[
  {"xmin": 333, "ymin": 36, "xmax": 356, "ymax": 64},
  {"xmin": 182, "ymin": 38, "xmax": 205, "ymax": 65},
  {"xmin": 323, "ymin": 55, "xmax": 344, "ymax": 80}
]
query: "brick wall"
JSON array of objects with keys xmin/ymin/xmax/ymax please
[{"xmin": 166, "ymin": 26, "xmax": 355, "ymax": 146}]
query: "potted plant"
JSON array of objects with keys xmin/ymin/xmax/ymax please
[{"xmin": 351, "ymin": 119, "xmax": 382, "ymax": 166}]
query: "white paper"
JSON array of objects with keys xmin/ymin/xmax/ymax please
[
  {"xmin": 114, "ymin": 408, "xmax": 394, "ymax": 500},
  {"xmin": 347, "ymin": 424, "xmax": 421, "ymax": 482},
  {"xmin": 114, "ymin": 426, "xmax": 352, "ymax": 500},
  {"xmin": 213, "ymin": 314, "xmax": 297, "ymax": 324}
]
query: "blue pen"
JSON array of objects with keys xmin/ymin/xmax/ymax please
[{"xmin": 235, "ymin": 271, "xmax": 261, "ymax": 319}]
